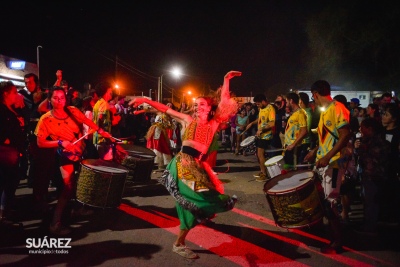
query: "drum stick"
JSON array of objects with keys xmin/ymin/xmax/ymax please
[
  {"xmin": 295, "ymin": 163, "xmax": 314, "ymax": 168},
  {"xmin": 240, "ymin": 128, "xmax": 250, "ymax": 136},
  {"xmin": 265, "ymin": 148, "xmax": 286, "ymax": 153},
  {"xmin": 111, "ymin": 136, "xmax": 123, "ymax": 142},
  {"xmin": 72, "ymin": 132, "xmax": 90, "ymax": 145}
]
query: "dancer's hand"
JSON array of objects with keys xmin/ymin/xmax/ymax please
[{"xmin": 129, "ymin": 97, "xmax": 146, "ymax": 108}]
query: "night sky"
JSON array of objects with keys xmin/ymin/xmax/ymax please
[{"xmin": 2, "ymin": 1, "xmax": 399, "ymax": 100}]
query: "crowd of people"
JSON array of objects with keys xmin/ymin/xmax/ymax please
[{"xmin": 0, "ymin": 69, "xmax": 399, "ymax": 258}]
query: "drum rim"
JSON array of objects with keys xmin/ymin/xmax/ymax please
[
  {"xmin": 265, "ymin": 155, "xmax": 284, "ymax": 166},
  {"xmin": 80, "ymin": 164, "xmax": 129, "ymax": 174},
  {"xmin": 81, "ymin": 159, "xmax": 129, "ymax": 174},
  {"xmin": 240, "ymin": 136, "xmax": 255, "ymax": 146},
  {"xmin": 263, "ymin": 170, "xmax": 315, "ymax": 193}
]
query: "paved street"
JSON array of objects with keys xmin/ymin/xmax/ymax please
[{"xmin": 1, "ymin": 148, "xmax": 399, "ymax": 266}]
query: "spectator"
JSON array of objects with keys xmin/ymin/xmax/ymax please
[
  {"xmin": 379, "ymin": 92, "xmax": 393, "ymax": 117},
  {"xmin": 235, "ymin": 108, "xmax": 249, "ymax": 155},
  {"xmin": 349, "ymin": 98, "xmax": 360, "ymax": 117},
  {"xmin": 358, "ymin": 107, "xmax": 367, "ymax": 124},
  {"xmin": 380, "ymin": 103, "xmax": 400, "ymax": 225},
  {"xmin": 68, "ymin": 88, "xmax": 82, "ymax": 109},
  {"xmin": 354, "ymin": 118, "xmax": 389, "ymax": 234},
  {"xmin": 244, "ymin": 102, "xmax": 258, "ymax": 136},
  {"xmin": 367, "ymin": 103, "xmax": 381, "ymax": 122},
  {"xmin": 0, "ymin": 81, "xmax": 25, "ymax": 226}
]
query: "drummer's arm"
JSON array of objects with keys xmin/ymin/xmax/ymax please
[
  {"xmin": 37, "ymin": 136, "xmax": 71, "ymax": 150},
  {"xmin": 304, "ymin": 146, "xmax": 318, "ymax": 163},
  {"xmin": 245, "ymin": 119, "xmax": 257, "ymax": 131},
  {"xmin": 82, "ymin": 115, "xmax": 112, "ymax": 138},
  {"xmin": 293, "ymin": 127, "xmax": 307, "ymax": 147}
]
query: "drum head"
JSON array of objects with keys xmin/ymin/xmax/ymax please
[
  {"xmin": 81, "ymin": 159, "xmax": 128, "ymax": 174},
  {"xmin": 118, "ymin": 144, "xmax": 156, "ymax": 158},
  {"xmin": 240, "ymin": 136, "xmax": 255, "ymax": 147},
  {"xmin": 264, "ymin": 170, "xmax": 314, "ymax": 193},
  {"xmin": 265, "ymin": 155, "xmax": 283, "ymax": 166}
]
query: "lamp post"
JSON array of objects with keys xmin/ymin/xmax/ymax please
[
  {"xmin": 157, "ymin": 67, "xmax": 182, "ymax": 103},
  {"xmin": 157, "ymin": 75, "xmax": 164, "ymax": 102},
  {"xmin": 36, "ymin": 45, "xmax": 42, "ymax": 80}
]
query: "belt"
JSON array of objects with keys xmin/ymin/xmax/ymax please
[{"xmin": 181, "ymin": 146, "xmax": 208, "ymax": 161}]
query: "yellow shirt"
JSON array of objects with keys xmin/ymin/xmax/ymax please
[
  {"xmin": 93, "ymin": 98, "xmax": 111, "ymax": 144},
  {"xmin": 258, "ymin": 104, "xmax": 275, "ymax": 140},
  {"xmin": 284, "ymin": 108, "xmax": 307, "ymax": 146},
  {"xmin": 317, "ymin": 101, "xmax": 349, "ymax": 163}
]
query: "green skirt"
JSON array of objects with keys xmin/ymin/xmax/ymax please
[{"xmin": 167, "ymin": 157, "xmax": 232, "ymax": 230}]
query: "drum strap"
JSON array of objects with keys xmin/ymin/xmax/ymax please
[{"xmin": 181, "ymin": 146, "xmax": 208, "ymax": 161}]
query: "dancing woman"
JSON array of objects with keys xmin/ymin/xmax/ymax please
[
  {"xmin": 35, "ymin": 87, "xmax": 112, "ymax": 235},
  {"xmin": 130, "ymin": 70, "xmax": 241, "ymax": 259}
]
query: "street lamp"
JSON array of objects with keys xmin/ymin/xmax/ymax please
[
  {"xmin": 157, "ymin": 67, "xmax": 182, "ymax": 102},
  {"xmin": 182, "ymin": 90, "xmax": 192, "ymax": 105},
  {"xmin": 36, "ymin": 45, "xmax": 42, "ymax": 80}
]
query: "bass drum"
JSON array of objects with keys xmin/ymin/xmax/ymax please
[
  {"xmin": 76, "ymin": 159, "xmax": 128, "ymax": 208},
  {"xmin": 263, "ymin": 170, "xmax": 324, "ymax": 228},
  {"xmin": 115, "ymin": 144, "xmax": 156, "ymax": 182}
]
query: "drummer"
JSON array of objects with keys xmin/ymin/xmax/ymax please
[
  {"xmin": 245, "ymin": 94, "xmax": 276, "ymax": 182},
  {"xmin": 283, "ymin": 92, "xmax": 308, "ymax": 170},
  {"xmin": 304, "ymin": 80, "xmax": 351, "ymax": 254},
  {"xmin": 35, "ymin": 87, "xmax": 112, "ymax": 236}
]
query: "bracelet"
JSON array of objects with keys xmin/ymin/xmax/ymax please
[{"xmin": 58, "ymin": 140, "xmax": 63, "ymax": 148}]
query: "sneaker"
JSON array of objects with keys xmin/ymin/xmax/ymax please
[
  {"xmin": 49, "ymin": 222, "xmax": 71, "ymax": 236},
  {"xmin": 320, "ymin": 242, "xmax": 343, "ymax": 254},
  {"xmin": 256, "ymin": 173, "xmax": 267, "ymax": 182},
  {"xmin": 253, "ymin": 172, "xmax": 263, "ymax": 178},
  {"xmin": 172, "ymin": 244, "xmax": 198, "ymax": 259}
]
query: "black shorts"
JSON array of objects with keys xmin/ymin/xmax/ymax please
[{"xmin": 255, "ymin": 138, "xmax": 271, "ymax": 150}]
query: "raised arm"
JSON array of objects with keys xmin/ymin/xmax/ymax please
[
  {"xmin": 129, "ymin": 98, "xmax": 192, "ymax": 126},
  {"xmin": 220, "ymin": 71, "xmax": 242, "ymax": 101},
  {"xmin": 213, "ymin": 71, "xmax": 242, "ymax": 123}
]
